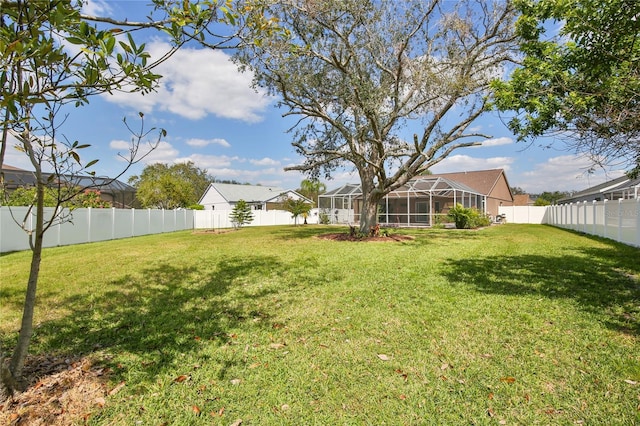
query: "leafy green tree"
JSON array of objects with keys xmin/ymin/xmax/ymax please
[
  {"xmin": 492, "ymin": 0, "xmax": 640, "ymax": 176},
  {"xmin": 237, "ymin": 0, "xmax": 517, "ymax": 233},
  {"xmin": 1, "ymin": 187, "xmax": 111, "ymax": 208},
  {"xmin": 1, "ymin": 187, "xmax": 59, "ymax": 207},
  {"xmin": 129, "ymin": 162, "xmax": 212, "ymax": 209},
  {"xmin": 297, "ymin": 179, "xmax": 326, "ymax": 207},
  {"xmin": 282, "ymin": 197, "xmax": 312, "ymax": 225},
  {"xmin": 534, "ymin": 191, "xmax": 570, "ymax": 205},
  {"xmin": 229, "ymin": 199, "xmax": 254, "ymax": 229},
  {"xmin": 68, "ymin": 189, "xmax": 112, "ymax": 208},
  {"xmin": 511, "ymin": 186, "xmax": 527, "ymax": 195}
]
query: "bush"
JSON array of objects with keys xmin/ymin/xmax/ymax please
[
  {"xmin": 447, "ymin": 204, "xmax": 490, "ymax": 229},
  {"xmin": 319, "ymin": 212, "xmax": 330, "ymax": 224}
]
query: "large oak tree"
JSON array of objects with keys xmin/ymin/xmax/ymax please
[{"xmin": 237, "ymin": 0, "xmax": 518, "ymax": 232}]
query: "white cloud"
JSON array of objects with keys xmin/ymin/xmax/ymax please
[
  {"xmin": 81, "ymin": 0, "xmax": 112, "ymax": 16},
  {"xmin": 516, "ymin": 155, "xmax": 626, "ymax": 193},
  {"xmin": 109, "ymin": 140, "xmax": 130, "ymax": 150},
  {"xmin": 250, "ymin": 157, "xmax": 280, "ymax": 166},
  {"xmin": 476, "ymin": 137, "xmax": 513, "ymax": 148},
  {"xmin": 2, "ymin": 136, "xmax": 33, "ymax": 171},
  {"xmin": 103, "ymin": 41, "xmax": 271, "ymax": 123},
  {"xmin": 429, "ymin": 155, "xmax": 514, "ymax": 173},
  {"xmin": 174, "ymin": 154, "xmax": 240, "ymax": 169},
  {"xmin": 138, "ymin": 141, "xmax": 180, "ymax": 164},
  {"xmin": 185, "ymin": 138, "xmax": 231, "ymax": 148}
]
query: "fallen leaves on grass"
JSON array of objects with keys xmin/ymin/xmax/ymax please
[
  {"xmin": 377, "ymin": 354, "xmax": 390, "ymax": 361},
  {"xmin": 269, "ymin": 343, "xmax": 286, "ymax": 350},
  {"xmin": 174, "ymin": 375, "xmax": 190, "ymax": 383},
  {"xmin": 500, "ymin": 377, "xmax": 516, "ymax": 384}
]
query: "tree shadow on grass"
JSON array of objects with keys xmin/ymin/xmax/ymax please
[
  {"xmin": 269, "ymin": 224, "xmax": 338, "ymax": 240},
  {"xmin": 441, "ymin": 244, "xmax": 640, "ymax": 335},
  {"xmin": 29, "ymin": 254, "xmax": 302, "ymax": 383}
]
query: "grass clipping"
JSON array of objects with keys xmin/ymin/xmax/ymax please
[{"xmin": 0, "ymin": 355, "xmax": 115, "ymax": 425}]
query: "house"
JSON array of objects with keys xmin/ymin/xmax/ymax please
[
  {"xmin": 514, "ymin": 194, "xmax": 534, "ymax": 206},
  {"xmin": 198, "ymin": 182, "xmax": 312, "ymax": 211},
  {"xmin": 1, "ymin": 164, "xmax": 138, "ymax": 208},
  {"xmin": 319, "ymin": 169, "xmax": 514, "ymax": 226},
  {"xmin": 559, "ymin": 174, "xmax": 640, "ymax": 204}
]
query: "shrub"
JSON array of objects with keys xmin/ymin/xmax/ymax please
[
  {"xmin": 447, "ymin": 203, "xmax": 490, "ymax": 229},
  {"xmin": 319, "ymin": 212, "xmax": 330, "ymax": 224}
]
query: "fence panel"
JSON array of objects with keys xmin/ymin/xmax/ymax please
[
  {"xmin": 547, "ymin": 199, "xmax": 640, "ymax": 248},
  {"xmin": 0, "ymin": 207, "xmax": 194, "ymax": 253},
  {"xmin": 498, "ymin": 206, "xmax": 549, "ymax": 224},
  {"xmin": 192, "ymin": 209, "xmax": 319, "ymax": 229}
]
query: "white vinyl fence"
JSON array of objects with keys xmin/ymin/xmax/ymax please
[
  {"xmin": 0, "ymin": 206, "xmax": 193, "ymax": 253},
  {"xmin": 546, "ymin": 199, "xmax": 640, "ymax": 248},
  {"xmin": 192, "ymin": 209, "xmax": 319, "ymax": 229},
  {"xmin": 498, "ymin": 206, "xmax": 550, "ymax": 224}
]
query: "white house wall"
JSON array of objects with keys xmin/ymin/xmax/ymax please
[{"xmin": 199, "ymin": 185, "xmax": 232, "ymax": 210}]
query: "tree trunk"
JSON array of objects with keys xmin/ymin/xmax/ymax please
[
  {"xmin": 1, "ymin": 182, "xmax": 46, "ymax": 399},
  {"xmin": 359, "ymin": 196, "xmax": 380, "ymax": 234},
  {"xmin": 358, "ymin": 171, "xmax": 384, "ymax": 234}
]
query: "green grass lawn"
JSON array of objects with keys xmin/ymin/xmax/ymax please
[{"xmin": 1, "ymin": 224, "xmax": 639, "ymax": 424}]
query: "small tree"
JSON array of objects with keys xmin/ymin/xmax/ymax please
[
  {"xmin": 229, "ymin": 199, "xmax": 254, "ymax": 229},
  {"xmin": 282, "ymin": 197, "xmax": 312, "ymax": 226}
]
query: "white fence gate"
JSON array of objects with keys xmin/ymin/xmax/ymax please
[{"xmin": 0, "ymin": 206, "xmax": 193, "ymax": 253}]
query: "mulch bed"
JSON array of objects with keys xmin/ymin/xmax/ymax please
[
  {"xmin": 0, "ymin": 355, "xmax": 117, "ymax": 426},
  {"xmin": 316, "ymin": 233, "xmax": 414, "ymax": 242}
]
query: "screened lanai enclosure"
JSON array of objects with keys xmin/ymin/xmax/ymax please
[{"xmin": 319, "ymin": 176, "xmax": 486, "ymax": 227}]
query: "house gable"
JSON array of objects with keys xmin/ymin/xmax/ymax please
[{"xmin": 198, "ymin": 184, "xmax": 312, "ymax": 211}]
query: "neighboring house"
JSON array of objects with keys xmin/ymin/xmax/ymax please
[
  {"xmin": 319, "ymin": 168, "xmax": 514, "ymax": 226},
  {"xmin": 1, "ymin": 164, "xmax": 137, "ymax": 208},
  {"xmin": 198, "ymin": 183, "xmax": 312, "ymax": 211},
  {"xmin": 514, "ymin": 194, "xmax": 534, "ymax": 206},
  {"xmin": 559, "ymin": 174, "xmax": 640, "ymax": 203}
]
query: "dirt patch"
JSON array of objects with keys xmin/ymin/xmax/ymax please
[
  {"xmin": 0, "ymin": 355, "xmax": 115, "ymax": 426},
  {"xmin": 193, "ymin": 229, "xmax": 235, "ymax": 235},
  {"xmin": 316, "ymin": 232, "xmax": 414, "ymax": 242}
]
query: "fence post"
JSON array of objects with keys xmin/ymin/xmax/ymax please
[
  {"xmin": 131, "ymin": 208, "xmax": 135, "ymax": 237},
  {"xmin": 87, "ymin": 207, "xmax": 92, "ymax": 243},
  {"xmin": 592, "ymin": 200, "xmax": 597, "ymax": 236},
  {"xmin": 618, "ymin": 199, "xmax": 623, "ymax": 243},
  {"xmin": 56, "ymin": 206, "xmax": 62, "ymax": 247},
  {"xmin": 603, "ymin": 200, "xmax": 608, "ymax": 239},
  {"xmin": 636, "ymin": 198, "xmax": 640, "ymax": 247},
  {"xmin": 111, "ymin": 207, "xmax": 116, "ymax": 240}
]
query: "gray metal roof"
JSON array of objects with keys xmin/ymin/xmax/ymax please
[
  {"xmin": 211, "ymin": 183, "xmax": 287, "ymax": 203},
  {"xmin": 559, "ymin": 175, "xmax": 640, "ymax": 203}
]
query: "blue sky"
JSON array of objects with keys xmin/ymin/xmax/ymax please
[{"xmin": 4, "ymin": 1, "xmax": 627, "ymax": 194}]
